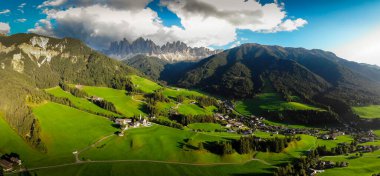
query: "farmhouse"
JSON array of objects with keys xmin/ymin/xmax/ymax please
[
  {"xmin": 0, "ymin": 159, "xmax": 13, "ymax": 172},
  {"xmin": 115, "ymin": 118, "xmax": 132, "ymax": 126},
  {"xmin": 10, "ymin": 157, "xmax": 22, "ymax": 165},
  {"xmin": 89, "ymin": 96, "xmax": 103, "ymax": 101}
]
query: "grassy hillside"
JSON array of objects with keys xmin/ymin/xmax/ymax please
[
  {"xmin": 187, "ymin": 123, "xmax": 224, "ymax": 132},
  {"xmin": 33, "ymin": 102, "xmax": 117, "ymax": 164},
  {"xmin": 45, "ymin": 87, "xmax": 120, "ymax": 117},
  {"xmin": 235, "ymin": 92, "xmax": 322, "ymax": 116},
  {"xmin": 80, "ymin": 125, "xmax": 251, "ymax": 163},
  {"xmin": 178, "ymin": 103, "xmax": 216, "ymax": 116},
  {"xmin": 24, "ymin": 160, "xmax": 274, "ymax": 176},
  {"xmin": 81, "ymin": 86, "xmax": 146, "ymax": 117},
  {"xmin": 129, "ymin": 75, "xmax": 162, "ymax": 93},
  {"xmin": 162, "ymin": 87, "xmax": 204, "ymax": 99},
  {"xmin": 320, "ymin": 150, "xmax": 380, "ymax": 175},
  {"xmin": 0, "ymin": 115, "xmax": 44, "ymax": 166},
  {"xmin": 352, "ymin": 105, "xmax": 380, "ymax": 119}
]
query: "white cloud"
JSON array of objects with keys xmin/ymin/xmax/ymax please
[
  {"xmin": 230, "ymin": 40, "xmax": 241, "ymax": 48},
  {"xmin": 267, "ymin": 18, "xmax": 308, "ymax": 33},
  {"xmin": 18, "ymin": 3, "xmax": 27, "ymax": 13},
  {"xmin": 29, "ymin": 5, "xmax": 162, "ymax": 49},
  {"xmin": 19, "ymin": 3, "xmax": 27, "ymax": 8},
  {"xmin": 38, "ymin": 0, "xmax": 68, "ymax": 8},
  {"xmin": 0, "ymin": 22, "xmax": 10, "ymax": 34},
  {"xmin": 30, "ymin": 0, "xmax": 307, "ymax": 49},
  {"xmin": 16, "ymin": 18, "xmax": 27, "ymax": 23},
  {"xmin": 0, "ymin": 9, "xmax": 10, "ymax": 14},
  {"xmin": 333, "ymin": 26, "xmax": 380, "ymax": 66}
]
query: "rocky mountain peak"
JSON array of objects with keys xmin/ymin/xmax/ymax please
[{"xmin": 105, "ymin": 38, "xmax": 221, "ymax": 62}]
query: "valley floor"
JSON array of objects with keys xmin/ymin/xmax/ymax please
[{"xmin": 2, "ymin": 77, "xmax": 380, "ymax": 176}]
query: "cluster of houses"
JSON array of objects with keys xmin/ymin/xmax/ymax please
[
  {"xmin": 319, "ymin": 131, "xmax": 345, "ymax": 140},
  {"xmin": 114, "ymin": 115, "xmax": 152, "ymax": 136},
  {"xmin": 0, "ymin": 155, "xmax": 21, "ymax": 172},
  {"xmin": 214, "ymin": 113, "xmax": 251, "ymax": 134}
]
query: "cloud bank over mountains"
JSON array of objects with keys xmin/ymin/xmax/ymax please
[{"xmin": 29, "ymin": 0, "xmax": 307, "ymax": 49}]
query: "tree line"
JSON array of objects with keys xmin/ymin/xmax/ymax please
[{"xmin": 202, "ymin": 136, "xmax": 300, "ymax": 156}]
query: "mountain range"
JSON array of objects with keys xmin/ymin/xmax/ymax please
[
  {"xmin": 104, "ymin": 37, "xmax": 220, "ymax": 62},
  {"xmin": 125, "ymin": 44, "xmax": 380, "ymax": 124},
  {"xmin": 1, "ymin": 33, "xmax": 380, "ymax": 147}
]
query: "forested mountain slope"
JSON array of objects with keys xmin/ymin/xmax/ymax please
[
  {"xmin": 176, "ymin": 44, "xmax": 380, "ymax": 106},
  {"xmin": 0, "ymin": 33, "xmax": 137, "ymax": 148}
]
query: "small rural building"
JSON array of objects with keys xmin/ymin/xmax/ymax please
[
  {"xmin": 0, "ymin": 159, "xmax": 13, "ymax": 172},
  {"xmin": 115, "ymin": 118, "xmax": 132, "ymax": 126},
  {"xmin": 10, "ymin": 157, "xmax": 22, "ymax": 165}
]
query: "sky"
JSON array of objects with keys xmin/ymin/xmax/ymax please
[{"xmin": 0, "ymin": 0, "xmax": 379, "ymax": 66}]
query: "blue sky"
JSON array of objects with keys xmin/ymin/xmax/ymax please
[{"xmin": 0, "ymin": 0, "xmax": 379, "ymax": 65}]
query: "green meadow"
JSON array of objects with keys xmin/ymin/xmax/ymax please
[
  {"xmin": 81, "ymin": 86, "xmax": 146, "ymax": 117},
  {"xmin": 320, "ymin": 150, "xmax": 380, "ymax": 175},
  {"xmin": 24, "ymin": 160, "xmax": 275, "ymax": 176},
  {"xmin": 45, "ymin": 87, "xmax": 120, "ymax": 117},
  {"xmin": 352, "ymin": 105, "xmax": 380, "ymax": 119},
  {"xmin": 187, "ymin": 123, "xmax": 224, "ymax": 132},
  {"xmin": 129, "ymin": 75, "xmax": 162, "ymax": 93},
  {"xmin": 162, "ymin": 87, "xmax": 204, "ymax": 99},
  {"xmin": 0, "ymin": 115, "xmax": 45, "ymax": 166},
  {"xmin": 235, "ymin": 92, "xmax": 323, "ymax": 116},
  {"xmin": 33, "ymin": 102, "xmax": 117, "ymax": 165},
  {"xmin": 80, "ymin": 125, "xmax": 252, "ymax": 163},
  {"xmin": 178, "ymin": 103, "xmax": 216, "ymax": 116}
]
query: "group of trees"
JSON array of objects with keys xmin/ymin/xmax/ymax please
[
  {"xmin": 151, "ymin": 118, "xmax": 183, "ymax": 129},
  {"xmin": 189, "ymin": 95, "xmax": 219, "ymax": 108},
  {"xmin": 237, "ymin": 136, "xmax": 300, "ymax": 154},
  {"xmin": 171, "ymin": 114, "xmax": 216, "ymax": 126},
  {"xmin": 203, "ymin": 136, "xmax": 299, "ymax": 156},
  {"xmin": 59, "ymin": 83, "xmax": 88, "ymax": 98},
  {"xmin": 145, "ymin": 90, "xmax": 170, "ymax": 117},
  {"xmin": 274, "ymin": 141, "xmax": 380, "ymax": 176},
  {"xmin": 316, "ymin": 142, "xmax": 379, "ymax": 156},
  {"xmin": 90, "ymin": 99, "xmax": 117, "ymax": 113},
  {"xmin": 203, "ymin": 141, "xmax": 234, "ymax": 155},
  {"xmin": 147, "ymin": 90, "xmax": 169, "ymax": 103},
  {"xmin": 110, "ymin": 75, "xmax": 145, "ymax": 94},
  {"xmin": 262, "ymin": 110, "xmax": 339, "ymax": 126}
]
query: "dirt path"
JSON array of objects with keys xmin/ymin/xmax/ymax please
[{"xmin": 72, "ymin": 133, "xmax": 116, "ymax": 163}]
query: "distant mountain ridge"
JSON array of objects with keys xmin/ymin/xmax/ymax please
[
  {"xmin": 105, "ymin": 37, "xmax": 221, "ymax": 62},
  {"xmin": 125, "ymin": 43, "xmax": 380, "ymax": 107}
]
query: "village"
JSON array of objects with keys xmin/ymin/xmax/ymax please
[{"xmin": 114, "ymin": 114, "xmax": 153, "ymax": 136}]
